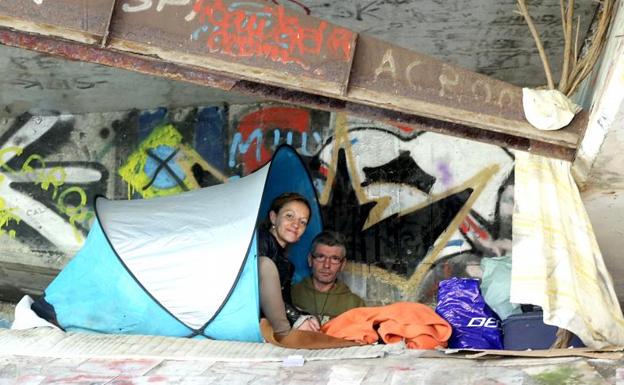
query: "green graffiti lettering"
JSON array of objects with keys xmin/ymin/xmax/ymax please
[
  {"xmin": 21, "ymin": 155, "xmax": 67, "ymax": 198},
  {"xmin": 0, "ymin": 198, "xmax": 20, "ymax": 238},
  {"xmin": 39, "ymin": 166, "xmax": 67, "ymax": 199},
  {"xmin": 21, "ymin": 154, "xmax": 46, "ymax": 172},
  {"xmin": 57, "ymin": 186, "xmax": 92, "ymax": 243},
  {"xmin": 0, "ymin": 147, "xmax": 23, "ymax": 172}
]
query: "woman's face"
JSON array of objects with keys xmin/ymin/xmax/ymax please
[{"xmin": 269, "ymin": 201, "xmax": 310, "ymax": 247}]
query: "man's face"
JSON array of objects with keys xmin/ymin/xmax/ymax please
[{"xmin": 309, "ymin": 244, "xmax": 346, "ymax": 286}]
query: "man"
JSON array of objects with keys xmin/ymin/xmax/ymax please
[{"xmin": 291, "ymin": 231, "xmax": 365, "ymax": 325}]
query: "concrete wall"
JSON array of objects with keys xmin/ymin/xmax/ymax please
[
  {"xmin": 574, "ymin": 0, "xmax": 624, "ymax": 302},
  {"xmin": 0, "ymin": 105, "xmax": 514, "ymax": 305}
]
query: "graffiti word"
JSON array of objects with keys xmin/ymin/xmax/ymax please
[
  {"xmin": 229, "ymin": 128, "xmax": 321, "ymax": 168},
  {"xmin": 10, "ymin": 76, "xmax": 108, "ymax": 91},
  {"xmin": 466, "ymin": 317, "xmax": 500, "ymax": 328},
  {"xmin": 189, "ymin": 0, "xmax": 353, "ymax": 70},
  {"xmin": 373, "ymin": 49, "xmax": 516, "ymax": 108},
  {"xmin": 26, "ymin": 207, "xmax": 46, "ymax": 216},
  {"xmin": 121, "ymin": 0, "xmax": 191, "ymax": 13},
  {"xmin": 10, "ymin": 56, "xmax": 58, "ymax": 71},
  {"xmin": 227, "ymin": 107, "xmax": 320, "ymax": 174},
  {"xmin": 0, "ymin": 147, "xmax": 92, "ymax": 242},
  {"xmin": 0, "ymin": 115, "xmax": 104, "ymax": 249}
]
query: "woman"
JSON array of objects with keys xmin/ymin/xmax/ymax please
[{"xmin": 258, "ymin": 192, "xmax": 320, "ymax": 337}]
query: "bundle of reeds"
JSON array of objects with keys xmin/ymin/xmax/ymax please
[{"xmin": 516, "ymin": 0, "xmax": 615, "ymax": 96}]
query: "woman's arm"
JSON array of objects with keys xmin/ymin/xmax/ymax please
[{"xmin": 258, "ymin": 256, "xmax": 291, "ymax": 337}]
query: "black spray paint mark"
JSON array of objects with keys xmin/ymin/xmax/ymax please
[
  {"xmin": 321, "ymin": 149, "xmax": 472, "ymax": 278},
  {"xmin": 361, "ymin": 150, "xmax": 436, "ymax": 193}
]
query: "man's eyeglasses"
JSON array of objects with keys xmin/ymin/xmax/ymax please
[{"xmin": 311, "ymin": 253, "xmax": 345, "ymax": 265}]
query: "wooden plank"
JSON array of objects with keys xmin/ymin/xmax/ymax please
[
  {"xmin": 107, "ymin": 0, "xmax": 356, "ymax": 98},
  {"xmin": 347, "ymin": 35, "xmax": 583, "ymax": 148},
  {"xmin": 0, "ymin": 0, "xmax": 114, "ymax": 45}
]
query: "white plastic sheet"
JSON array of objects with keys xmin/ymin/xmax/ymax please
[{"xmin": 511, "ymin": 151, "xmax": 624, "ymax": 348}]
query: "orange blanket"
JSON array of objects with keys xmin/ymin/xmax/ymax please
[{"xmin": 321, "ymin": 302, "xmax": 452, "ymax": 349}]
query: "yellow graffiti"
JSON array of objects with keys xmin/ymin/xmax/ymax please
[
  {"xmin": 119, "ymin": 124, "xmax": 227, "ymax": 199},
  {"xmin": 319, "ymin": 113, "xmax": 501, "ymax": 294},
  {"xmin": 0, "ymin": 147, "xmax": 91, "ymax": 240},
  {"xmin": 319, "ymin": 113, "xmax": 392, "ymax": 230},
  {"xmin": 0, "ymin": 197, "xmax": 20, "ymax": 238},
  {"xmin": 21, "ymin": 155, "xmax": 68, "ymax": 199},
  {"xmin": 0, "ymin": 146, "xmax": 23, "ymax": 172},
  {"xmin": 57, "ymin": 187, "xmax": 92, "ymax": 243},
  {"xmin": 119, "ymin": 124, "xmax": 184, "ymax": 199}
]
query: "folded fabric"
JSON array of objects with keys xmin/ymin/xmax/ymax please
[
  {"xmin": 11, "ymin": 295, "xmax": 60, "ymax": 331},
  {"xmin": 321, "ymin": 302, "xmax": 452, "ymax": 349},
  {"xmin": 260, "ymin": 318, "xmax": 360, "ymax": 349}
]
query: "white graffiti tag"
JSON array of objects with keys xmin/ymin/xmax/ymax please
[{"xmin": 0, "ymin": 116, "xmax": 103, "ymax": 250}]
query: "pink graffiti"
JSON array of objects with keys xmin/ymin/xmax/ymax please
[
  {"xmin": 436, "ymin": 162, "xmax": 453, "ymax": 186},
  {"xmin": 191, "ymin": 0, "xmax": 353, "ymax": 70}
]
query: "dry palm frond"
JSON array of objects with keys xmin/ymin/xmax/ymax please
[
  {"xmin": 517, "ymin": 0, "xmax": 615, "ymax": 96},
  {"xmin": 565, "ymin": 0, "xmax": 615, "ymax": 96},
  {"xmin": 516, "ymin": 0, "xmax": 555, "ymax": 89},
  {"xmin": 558, "ymin": 0, "xmax": 574, "ymax": 92}
]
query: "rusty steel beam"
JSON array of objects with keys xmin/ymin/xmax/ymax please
[
  {"xmin": 232, "ymin": 80, "xmax": 578, "ymax": 160},
  {"xmin": 0, "ymin": 29, "xmax": 239, "ymax": 91},
  {"xmin": 0, "ymin": 0, "xmax": 113, "ymax": 45},
  {"xmin": 0, "ymin": 0, "xmax": 586, "ymax": 160},
  {"xmin": 106, "ymin": 0, "xmax": 357, "ymax": 98},
  {"xmin": 0, "ymin": 27, "xmax": 580, "ymax": 161},
  {"xmin": 347, "ymin": 35, "xmax": 585, "ymax": 150}
]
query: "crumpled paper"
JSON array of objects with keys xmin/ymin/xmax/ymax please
[{"xmin": 522, "ymin": 88, "xmax": 582, "ymax": 130}]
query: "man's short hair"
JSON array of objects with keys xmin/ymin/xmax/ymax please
[{"xmin": 311, "ymin": 231, "xmax": 347, "ymax": 257}]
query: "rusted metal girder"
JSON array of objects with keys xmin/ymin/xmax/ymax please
[{"xmin": 0, "ymin": 0, "xmax": 585, "ymax": 160}]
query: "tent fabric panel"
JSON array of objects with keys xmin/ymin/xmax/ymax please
[
  {"xmin": 45, "ymin": 220, "xmax": 192, "ymax": 336},
  {"xmin": 96, "ymin": 165, "xmax": 269, "ymax": 329},
  {"xmin": 203, "ymin": 236, "xmax": 262, "ymax": 342},
  {"xmin": 257, "ymin": 147, "xmax": 323, "ymax": 283}
]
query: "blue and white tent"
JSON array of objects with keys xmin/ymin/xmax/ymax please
[{"xmin": 40, "ymin": 145, "xmax": 322, "ymax": 342}]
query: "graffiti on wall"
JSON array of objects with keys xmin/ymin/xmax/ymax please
[
  {"xmin": 120, "ymin": 0, "xmax": 353, "ymax": 70},
  {"xmin": 0, "ymin": 102, "xmax": 514, "ymax": 304},
  {"xmin": 227, "ymin": 107, "xmax": 514, "ymax": 301},
  {"xmin": 115, "ymin": 106, "xmax": 230, "ymax": 199},
  {"xmin": 0, "ymin": 114, "xmax": 108, "ymax": 252},
  {"xmin": 119, "ymin": 123, "xmax": 227, "ymax": 199},
  {"xmin": 8, "ymin": 55, "xmax": 109, "ymax": 91},
  {"xmin": 187, "ymin": 0, "xmax": 353, "ymax": 69},
  {"xmin": 314, "ymin": 115, "xmax": 514, "ymax": 300},
  {"xmin": 228, "ymin": 106, "xmax": 324, "ymax": 175},
  {"xmin": 0, "ymin": 106, "xmax": 232, "ymax": 260}
]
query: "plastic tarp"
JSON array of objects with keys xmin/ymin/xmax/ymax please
[
  {"xmin": 41, "ymin": 145, "xmax": 322, "ymax": 342},
  {"xmin": 511, "ymin": 151, "xmax": 624, "ymax": 348}
]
